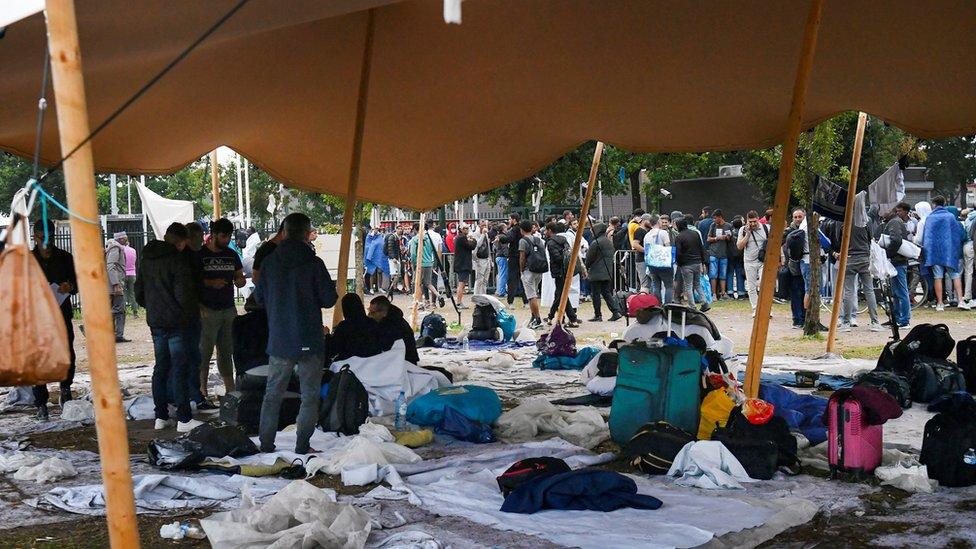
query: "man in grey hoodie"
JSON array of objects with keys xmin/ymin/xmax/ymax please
[{"xmin": 105, "ymin": 232, "xmax": 129, "ymax": 342}]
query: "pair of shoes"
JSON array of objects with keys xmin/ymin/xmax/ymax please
[
  {"xmin": 588, "ymin": 316, "xmax": 603, "ymax": 322},
  {"xmin": 936, "ymin": 304, "xmax": 945, "ymax": 312},
  {"xmin": 608, "ymin": 313, "xmax": 623, "ymax": 322},
  {"xmin": 36, "ymin": 406, "xmax": 49, "ymax": 422},
  {"xmin": 792, "ymin": 323, "xmax": 803, "ymax": 329},
  {"xmin": 869, "ymin": 322, "xmax": 884, "ymax": 332},
  {"xmin": 176, "ymin": 419, "xmax": 204, "ymax": 433},
  {"xmin": 773, "ymin": 298, "xmax": 786, "ymax": 305},
  {"xmin": 196, "ymin": 400, "xmax": 219, "ymax": 411},
  {"xmin": 850, "ymin": 319, "xmax": 859, "ymax": 328},
  {"xmin": 699, "ymin": 303, "xmax": 711, "ymax": 313},
  {"xmin": 116, "ymin": 337, "xmax": 131, "ymax": 343},
  {"xmin": 154, "ymin": 418, "xmax": 176, "ymax": 430}
]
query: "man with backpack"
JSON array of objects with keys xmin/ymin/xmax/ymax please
[
  {"xmin": 674, "ymin": 218, "xmax": 710, "ymax": 312},
  {"xmin": 519, "ymin": 220, "xmax": 548, "ymax": 328},
  {"xmin": 498, "ymin": 213, "xmax": 527, "ymax": 307},
  {"xmin": 545, "ymin": 221, "xmax": 581, "ymax": 327},
  {"xmin": 473, "ymin": 219, "xmax": 493, "ymax": 295},
  {"xmin": 254, "ymin": 213, "xmax": 338, "ymax": 454},
  {"xmin": 408, "ymin": 223, "xmax": 444, "ymax": 309},
  {"xmin": 737, "ymin": 210, "xmax": 768, "ymax": 317}
]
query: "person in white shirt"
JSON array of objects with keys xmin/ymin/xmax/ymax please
[
  {"xmin": 643, "ymin": 214, "xmax": 674, "ymax": 303},
  {"xmin": 736, "ymin": 210, "xmax": 768, "ymax": 316}
]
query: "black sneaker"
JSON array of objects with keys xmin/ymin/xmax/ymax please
[
  {"xmin": 699, "ymin": 303, "xmax": 711, "ymax": 313},
  {"xmin": 116, "ymin": 337, "xmax": 131, "ymax": 343},
  {"xmin": 438, "ymin": 296, "xmax": 446, "ymax": 308},
  {"xmin": 196, "ymin": 400, "xmax": 219, "ymax": 411},
  {"xmin": 588, "ymin": 316, "xmax": 603, "ymax": 322},
  {"xmin": 608, "ymin": 313, "xmax": 623, "ymax": 321},
  {"xmin": 36, "ymin": 406, "xmax": 49, "ymax": 422}
]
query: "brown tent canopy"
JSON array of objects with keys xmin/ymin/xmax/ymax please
[{"xmin": 1, "ymin": 0, "xmax": 974, "ymax": 210}]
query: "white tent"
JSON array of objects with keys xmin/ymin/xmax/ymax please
[{"xmin": 135, "ymin": 182, "xmax": 194, "ymax": 240}]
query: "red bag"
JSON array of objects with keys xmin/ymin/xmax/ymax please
[
  {"xmin": 626, "ymin": 292, "xmax": 661, "ymax": 317},
  {"xmin": 537, "ymin": 323, "xmax": 577, "ymax": 357}
]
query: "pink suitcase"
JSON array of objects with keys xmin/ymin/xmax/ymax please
[{"xmin": 828, "ymin": 393, "xmax": 882, "ymax": 479}]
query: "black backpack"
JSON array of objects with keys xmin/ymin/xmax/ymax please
[
  {"xmin": 920, "ymin": 408, "xmax": 976, "ymax": 487},
  {"xmin": 855, "ymin": 370, "xmax": 913, "ymax": 409},
  {"xmin": 495, "ymin": 457, "xmax": 571, "ymax": 496},
  {"xmin": 894, "ymin": 323, "xmax": 955, "ymax": 368},
  {"xmin": 909, "ymin": 357, "xmax": 967, "ymax": 403},
  {"xmin": 384, "ymin": 233, "xmax": 401, "ymax": 258},
  {"xmin": 318, "ymin": 365, "xmax": 369, "ymax": 435},
  {"xmin": 785, "ymin": 228, "xmax": 806, "ymax": 261},
  {"xmin": 471, "ymin": 304, "xmax": 499, "ymax": 332},
  {"xmin": 596, "ymin": 351, "xmax": 619, "ymax": 378},
  {"xmin": 713, "ymin": 406, "xmax": 799, "ymax": 473},
  {"xmin": 522, "ymin": 236, "xmax": 549, "ymax": 274},
  {"xmin": 420, "ymin": 313, "xmax": 447, "ymax": 339},
  {"xmin": 624, "ymin": 421, "xmax": 695, "ymax": 475}
]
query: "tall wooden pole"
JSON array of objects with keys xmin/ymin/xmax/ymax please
[
  {"xmin": 244, "ymin": 159, "xmax": 252, "ymax": 228},
  {"xmin": 826, "ymin": 112, "xmax": 868, "ymax": 352},
  {"xmin": 744, "ymin": 0, "xmax": 824, "ymax": 398},
  {"xmin": 235, "ymin": 153, "xmax": 243, "ymax": 220},
  {"xmin": 333, "ymin": 9, "xmax": 376, "ymax": 327},
  {"xmin": 555, "ymin": 142, "xmax": 604, "ymax": 323},
  {"xmin": 411, "ymin": 212, "xmax": 427, "ymax": 330},
  {"xmin": 210, "ymin": 149, "xmax": 221, "ymax": 219},
  {"xmin": 45, "ymin": 1, "xmax": 140, "ymax": 547}
]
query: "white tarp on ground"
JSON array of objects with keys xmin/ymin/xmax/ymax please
[{"xmin": 136, "ymin": 181, "xmax": 194, "ymax": 240}]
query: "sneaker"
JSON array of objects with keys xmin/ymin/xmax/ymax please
[
  {"xmin": 36, "ymin": 406, "xmax": 49, "ymax": 422},
  {"xmin": 196, "ymin": 400, "xmax": 219, "ymax": 411},
  {"xmin": 115, "ymin": 337, "xmax": 131, "ymax": 343},
  {"xmin": 566, "ymin": 320, "xmax": 581, "ymax": 328},
  {"xmin": 840, "ymin": 323, "xmax": 852, "ymax": 332},
  {"xmin": 792, "ymin": 323, "xmax": 803, "ymax": 330},
  {"xmin": 958, "ymin": 300, "xmax": 973, "ymax": 310},
  {"xmin": 527, "ymin": 318, "xmax": 543, "ymax": 330},
  {"xmin": 177, "ymin": 419, "xmax": 204, "ymax": 433},
  {"xmin": 699, "ymin": 302, "xmax": 711, "ymax": 313},
  {"xmin": 869, "ymin": 322, "xmax": 884, "ymax": 332},
  {"xmin": 588, "ymin": 316, "xmax": 603, "ymax": 322},
  {"xmin": 936, "ymin": 304, "xmax": 945, "ymax": 312},
  {"xmin": 850, "ymin": 319, "xmax": 859, "ymax": 328},
  {"xmin": 608, "ymin": 313, "xmax": 623, "ymax": 322},
  {"xmin": 438, "ymin": 296, "xmax": 446, "ymax": 308},
  {"xmin": 154, "ymin": 418, "xmax": 175, "ymax": 430}
]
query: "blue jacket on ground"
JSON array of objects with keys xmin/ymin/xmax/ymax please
[
  {"xmin": 759, "ymin": 383, "xmax": 828, "ymax": 445},
  {"xmin": 922, "ymin": 207, "xmax": 964, "ymax": 269},
  {"xmin": 501, "ymin": 470, "xmax": 663, "ymax": 514},
  {"xmin": 254, "ymin": 239, "xmax": 338, "ymax": 358}
]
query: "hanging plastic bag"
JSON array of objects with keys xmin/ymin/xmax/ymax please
[{"xmin": 0, "ymin": 217, "xmax": 70, "ymax": 386}]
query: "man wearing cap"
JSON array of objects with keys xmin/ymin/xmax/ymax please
[{"xmin": 105, "ymin": 231, "xmax": 130, "ymax": 343}]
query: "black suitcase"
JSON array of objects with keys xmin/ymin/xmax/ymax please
[
  {"xmin": 232, "ymin": 310, "xmax": 270, "ymax": 377},
  {"xmin": 957, "ymin": 336, "xmax": 976, "ymax": 391},
  {"xmin": 920, "ymin": 411, "xmax": 976, "ymax": 487},
  {"xmin": 237, "ymin": 364, "xmax": 302, "ymax": 393},
  {"xmin": 710, "ymin": 433, "xmax": 779, "ymax": 480},
  {"xmin": 219, "ymin": 390, "xmax": 300, "ymax": 434}
]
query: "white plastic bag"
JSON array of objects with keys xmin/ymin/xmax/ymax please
[
  {"xmin": 305, "ymin": 437, "xmax": 421, "ymax": 477},
  {"xmin": 0, "ymin": 451, "xmax": 42, "ymax": 473},
  {"xmin": 61, "ymin": 399, "xmax": 95, "ymax": 422},
  {"xmin": 495, "ymin": 398, "xmax": 609, "ymax": 449},
  {"xmin": 870, "ymin": 240, "xmax": 898, "ymax": 279},
  {"xmin": 12, "ymin": 456, "xmax": 77, "ymax": 483}
]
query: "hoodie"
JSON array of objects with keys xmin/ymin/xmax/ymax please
[
  {"xmin": 135, "ymin": 240, "xmax": 196, "ymax": 330},
  {"xmin": 375, "ymin": 304, "xmax": 420, "ymax": 364},
  {"xmin": 912, "ymin": 201, "xmax": 932, "ymax": 245},
  {"xmin": 254, "ymin": 238, "xmax": 338, "ymax": 358},
  {"xmin": 584, "ymin": 223, "xmax": 614, "ymax": 282},
  {"xmin": 104, "ymin": 238, "xmax": 126, "ymax": 287}
]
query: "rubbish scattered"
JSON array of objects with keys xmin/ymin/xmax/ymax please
[
  {"xmin": 12, "ymin": 457, "xmax": 77, "ymax": 483},
  {"xmin": 394, "ymin": 429, "xmax": 434, "ymax": 448},
  {"xmin": 0, "ymin": 451, "xmax": 43, "ymax": 473},
  {"xmin": 496, "ymin": 398, "xmax": 609, "ymax": 449},
  {"xmin": 159, "ymin": 521, "xmax": 206, "ymax": 540},
  {"xmin": 305, "ymin": 437, "xmax": 421, "ymax": 477}
]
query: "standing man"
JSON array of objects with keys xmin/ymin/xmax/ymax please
[
  {"xmin": 105, "ymin": 231, "xmax": 129, "ymax": 343},
  {"xmin": 883, "ymin": 203, "xmax": 913, "ymax": 327},
  {"xmin": 644, "ymin": 215, "xmax": 674, "ymax": 304},
  {"xmin": 31, "ymin": 220, "xmax": 77, "ymax": 421},
  {"xmin": 706, "ymin": 209, "xmax": 732, "ymax": 300},
  {"xmin": 736, "ymin": 211, "xmax": 768, "ymax": 317},
  {"xmin": 494, "ymin": 222, "xmax": 509, "ymax": 298},
  {"xmin": 384, "ymin": 225, "xmax": 404, "ymax": 295},
  {"xmin": 584, "ymin": 222, "xmax": 623, "ymax": 321},
  {"xmin": 545, "ymin": 221, "xmax": 581, "ymax": 326},
  {"xmin": 473, "ymin": 219, "xmax": 493, "ymax": 295},
  {"xmin": 408, "ymin": 223, "xmax": 442, "ymax": 309},
  {"xmin": 181, "ymin": 222, "xmax": 212, "ymax": 408},
  {"xmin": 498, "ymin": 213, "xmax": 526, "ymax": 307},
  {"xmin": 197, "ymin": 218, "xmax": 245, "ymax": 398},
  {"xmin": 123, "ymin": 237, "xmax": 139, "ymax": 317},
  {"xmin": 833, "ymin": 221, "xmax": 882, "ymax": 332},
  {"xmin": 453, "ymin": 223, "xmax": 476, "ymax": 308},
  {"xmin": 519, "ymin": 220, "xmax": 546, "ymax": 328},
  {"xmin": 922, "ymin": 196, "xmax": 966, "ymax": 312},
  {"xmin": 255, "ymin": 213, "xmax": 338, "ymax": 454},
  {"xmin": 697, "ymin": 207, "xmax": 714, "ymax": 245},
  {"xmin": 136, "ymin": 223, "xmax": 203, "ymax": 433},
  {"xmin": 631, "ymin": 214, "xmax": 652, "ymax": 291},
  {"xmin": 674, "ymin": 218, "xmax": 710, "ymax": 313}
]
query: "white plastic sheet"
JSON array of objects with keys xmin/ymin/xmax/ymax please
[
  {"xmin": 305, "ymin": 437, "xmax": 421, "ymax": 477},
  {"xmin": 11, "ymin": 456, "xmax": 77, "ymax": 483},
  {"xmin": 667, "ymin": 441, "xmax": 755, "ymax": 490},
  {"xmin": 494, "ymin": 398, "xmax": 609, "ymax": 449},
  {"xmin": 0, "ymin": 451, "xmax": 42, "ymax": 473},
  {"xmin": 60, "ymin": 399, "xmax": 95, "ymax": 422},
  {"xmin": 200, "ymin": 480, "xmax": 372, "ymax": 549}
]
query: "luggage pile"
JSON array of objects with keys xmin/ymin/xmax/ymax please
[{"xmin": 873, "ymin": 323, "xmax": 969, "ymax": 405}]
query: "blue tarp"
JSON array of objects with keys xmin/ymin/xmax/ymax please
[{"xmin": 532, "ymin": 346, "xmax": 601, "ymax": 370}]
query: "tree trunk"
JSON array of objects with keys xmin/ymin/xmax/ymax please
[{"xmin": 803, "ymin": 211, "xmax": 822, "ymax": 336}]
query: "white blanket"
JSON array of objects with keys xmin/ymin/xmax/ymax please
[
  {"xmin": 495, "ymin": 398, "xmax": 609, "ymax": 449},
  {"xmin": 330, "ymin": 341, "xmax": 449, "ymax": 416},
  {"xmin": 668, "ymin": 441, "xmax": 755, "ymax": 490}
]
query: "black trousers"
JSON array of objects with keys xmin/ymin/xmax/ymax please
[
  {"xmin": 590, "ymin": 280, "xmax": 620, "ymax": 318},
  {"xmin": 506, "ymin": 258, "xmax": 526, "ymax": 305},
  {"xmin": 548, "ymin": 276, "xmax": 578, "ymax": 322},
  {"xmin": 33, "ymin": 318, "xmax": 76, "ymax": 408}
]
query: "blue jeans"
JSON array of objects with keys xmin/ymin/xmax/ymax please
[
  {"xmin": 726, "ymin": 257, "xmax": 746, "ymax": 296},
  {"xmin": 495, "ymin": 257, "xmax": 508, "ymax": 297},
  {"xmin": 790, "ymin": 274, "xmax": 806, "ymax": 326},
  {"xmin": 892, "ymin": 265, "xmax": 911, "ymax": 326},
  {"xmin": 708, "ymin": 256, "xmax": 728, "ymax": 280},
  {"xmin": 151, "ymin": 327, "xmax": 191, "ymax": 423},
  {"xmin": 169, "ymin": 320, "xmax": 204, "ymax": 404},
  {"xmin": 649, "ymin": 266, "xmax": 674, "ymax": 304}
]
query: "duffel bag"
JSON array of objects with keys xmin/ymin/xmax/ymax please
[
  {"xmin": 406, "ymin": 385, "xmax": 502, "ymax": 427},
  {"xmin": 624, "ymin": 421, "xmax": 695, "ymax": 475},
  {"xmin": 710, "ymin": 432, "xmax": 778, "ymax": 480},
  {"xmin": 855, "ymin": 370, "xmax": 913, "ymax": 409},
  {"xmin": 894, "ymin": 323, "xmax": 955, "ymax": 367},
  {"xmin": 716, "ymin": 406, "xmax": 799, "ymax": 472},
  {"xmin": 909, "ymin": 356, "xmax": 966, "ymax": 403},
  {"xmin": 920, "ymin": 411, "xmax": 976, "ymax": 487}
]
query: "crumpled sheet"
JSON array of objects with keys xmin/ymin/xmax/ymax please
[
  {"xmin": 306, "ymin": 436, "xmax": 421, "ymax": 477},
  {"xmin": 201, "ymin": 480, "xmax": 371, "ymax": 549},
  {"xmin": 667, "ymin": 441, "xmax": 756, "ymax": 490},
  {"xmin": 495, "ymin": 398, "xmax": 609, "ymax": 449},
  {"xmin": 12, "ymin": 456, "xmax": 77, "ymax": 483},
  {"xmin": 60, "ymin": 400, "xmax": 95, "ymax": 422},
  {"xmin": 0, "ymin": 451, "xmax": 42, "ymax": 473},
  {"xmin": 29, "ymin": 474, "xmax": 291, "ymax": 515},
  {"xmin": 875, "ymin": 463, "xmax": 937, "ymax": 493},
  {"xmin": 368, "ymin": 530, "xmax": 446, "ymax": 549},
  {"xmin": 124, "ymin": 395, "xmax": 156, "ymax": 420},
  {"xmin": 585, "ymin": 375, "xmax": 616, "ymax": 397}
]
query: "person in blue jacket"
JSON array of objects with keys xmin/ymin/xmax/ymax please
[{"xmin": 254, "ymin": 213, "xmax": 338, "ymax": 454}]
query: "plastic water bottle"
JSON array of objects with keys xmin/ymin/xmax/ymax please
[
  {"xmin": 964, "ymin": 448, "xmax": 976, "ymax": 466},
  {"xmin": 394, "ymin": 391, "xmax": 407, "ymax": 431},
  {"xmin": 462, "ymin": 335, "xmax": 470, "ymax": 351}
]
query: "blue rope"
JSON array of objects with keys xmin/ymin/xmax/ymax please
[{"xmin": 31, "ymin": 181, "xmax": 98, "ymax": 225}]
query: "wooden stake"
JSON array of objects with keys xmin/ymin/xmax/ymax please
[
  {"xmin": 556, "ymin": 142, "xmax": 604, "ymax": 323},
  {"xmin": 333, "ymin": 8, "xmax": 376, "ymax": 327},
  {"xmin": 411, "ymin": 212, "xmax": 427, "ymax": 330},
  {"xmin": 744, "ymin": 0, "xmax": 824, "ymax": 398},
  {"xmin": 210, "ymin": 149, "xmax": 221, "ymax": 219},
  {"xmin": 826, "ymin": 112, "xmax": 868, "ymax": 352},
  {"xmin": 45, "ymin": 1, "xmax": 140, "ymax": 546}
]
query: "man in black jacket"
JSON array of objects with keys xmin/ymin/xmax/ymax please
[
  {"xmin": 584, "ymin": 222, "xmax": 622, "ymax": 321},
  {"xmin": 497, "ymin": 213, "xmax": 526, "ymax": 306},
  {"xmin": 674, "ymin": 218, "xmax": 710, "ymax": 312},
  {"xmin": 453, "ymin": 223, "xmax": 476, "ymax": 308},
  {"xmin": 31, "ymin": 219, "xmax": 78, "ymax": 421},
  {"xmin": 368, "ymin": 295, "xmax": 420, "ymax": 364},
  {"xmin": 136, "ymin": 223, "xmax": 202, "ymax": 433}
]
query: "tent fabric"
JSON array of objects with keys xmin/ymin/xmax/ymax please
[
  {"xmin": 136, "ymin": 182, "xmax": 194, "ymax": 240},
  {"xmin": 2, "ymin": 2, "xmax": 975, "ymax": 210}
]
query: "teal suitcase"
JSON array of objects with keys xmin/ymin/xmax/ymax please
[{"xmin": 610, "ymin": 341, "xmax": 702, "ymax": 444}]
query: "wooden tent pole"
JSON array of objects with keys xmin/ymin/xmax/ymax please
[
  {"xmin": 556, "ymin": 142, "xmax": 604, "ymax": 323},
  {"xmin": 744, "ymin": 0, "xmax": 824, "ymax": 398},
  {"xmin": 45, "ymin": 1, "xmax": 141, "ymax": 547},
  {"xmin": 210, "ymin": 149, "xmax": 221, "ymax": 219},
  {"xmin": 826, "ymin": 112, "xmax": 868, "ymax": 352},
  {"xmin": 333, "ymin": 8, "xmax": 376, "ymax": 327},
  {"xmin": 411, "ymin": 212, "xmax": 427, "ymax": 330}
]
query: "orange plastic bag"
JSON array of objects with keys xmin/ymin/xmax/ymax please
[{"xmin": 0, "ymin": 223, "xmax": 70, "ymax": 386}]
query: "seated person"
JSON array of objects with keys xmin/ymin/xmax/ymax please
[
  {"xmin": 368, "ymin": 295, "xmax": 420, "ymax": 364},
  {"xmin": 326, "ymin": 293, "xmax": 384, "ymax": 364}
]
